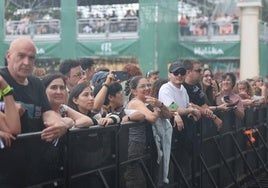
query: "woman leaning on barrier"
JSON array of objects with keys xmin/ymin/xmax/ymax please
[
  {"xmin": 235, "ymin": 79, "xmax": 257, "ymax": 108},
  {"xmin": 216, "ymin": 72, "xmax": 245, "ymax": 120},
  {"xmin": 99, "ymin": 81, "xmax": 145, "ymax": 122},
  {"xmin": 68, "ymin": 82, "xmax": 121, "ymax": 127},
  {"xmin": 124, "ymin": 76, "xmax": 171, "ymax": 188},
  {"xmin": 42, "ymin": 72, "xmax": 92, "ymax": 129},
  {"xmin": 0, "ymin": 75, "xmax": 22, "ymax": 147}
]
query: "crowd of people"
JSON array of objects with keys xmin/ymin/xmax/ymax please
[
  {"xmin": 0, "ymin": 37, "xmax": 267, "ymax": 187},
  {"xmin": 80, "ymin": 9, "xmax": 138, "ymax": 34},
  {"xmin": 179, "ymin": 13, "xmax": 239, "ymax": 36},
  {"xmin": 5, "ymin": 14, "xmax": 60, "ymax": 36}
]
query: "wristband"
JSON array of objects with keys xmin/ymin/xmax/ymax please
[
  {"xmin": 102, "ymin": 83, "xmax": 109, "ymax": 88},
  {"xmin": 90, "ymin": 117, "xmax": 99, "ymax": 125},
  {"xmin": 127, "ymin": 116, "xmax": 131, "ymax": 121},
  {"xmin": 0, "ymin": 85, "xmax": 13, "ymax": 99}
]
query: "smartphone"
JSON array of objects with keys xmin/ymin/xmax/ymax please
[
  {"xmin": 113, "ymin": 71, "xmax": 129, "ymax": 81},
  {"xmin": 168, "ymin": 102, "xmax": 179, "ymax": 111},
  {"xmin": 226, "ymin": 99, "xmax": 239, "ymax": 107}
]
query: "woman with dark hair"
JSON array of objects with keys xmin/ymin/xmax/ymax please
[
  {"xmin": 42, "ymin": 72, "xmax": 92, "ymax": 128},
  {"xmin": 68, "ymin": 82, "xmax": 121, "ymax": 126},
  {"xmin": 216, "ymin": 72, "xmax": 244, "ymax": 120},
  {"xmin": 101, "ymin": 82, "xmax": 145, "ymax": 123},
  {"xmin": 124, "ymin": 76, "xmax": 171, "ymax": 188},
  {"xmin": 122, "ymin": 63, "xmax": 143, "ymax": 101},
  {"xmin": 201, "ymin": 68, "xmax": 218, "ymax": 106}
]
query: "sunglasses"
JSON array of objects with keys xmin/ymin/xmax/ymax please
[
  {"xmin": 193, "ymin": 69, "xmax": 202, "ymax": 73},
  {"xmin": 172, "ymin": 69, "xmax": 186, "ymax": 76}
]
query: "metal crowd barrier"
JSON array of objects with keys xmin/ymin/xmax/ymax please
[{"xmin": 0, "ymin": 105, "xmax": 267, "ymax": 188}]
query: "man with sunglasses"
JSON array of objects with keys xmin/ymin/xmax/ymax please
[
  {"xmin": 182, "ymin": 59, "xmax": 222, "ymax": 127},
  {"xmin": 158, "ymin": 61, "xmax": 201, "ymax": 179},
  {"xmin": 159, "ymin": 61, "xmax": 201, "ymax": 125}
]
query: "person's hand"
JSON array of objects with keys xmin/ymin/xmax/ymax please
[
  {"xmin": 173, "ymin": 114, "xmax": 184, "ymax": 131},
  {"xmin": 105, "ymin": 72, "xmax": 116, "ymax": 85},
  {"xmin": 77, "ymin": 75, "xmax": 88, "ymax": 84},
  {"xmin": 201, "ymin": 107, "xmax": 214, "ymax": 118},
  {"xmin": 145, "ymin": 96, "xmax": 162, "ymax": 108},
  {"xmin": 217, "ymin": 103, "xmax": 231, "ymax": 111},
  {"xmin": 0, "ymin": 130, "xmax": 16, "ymax": 147},
  {"xmin": 187, "ymin": 107, "xmax": 201, "ymax": 121},
  {"xmin": 239, "ymin": 91, "xmax": 250, "ymax": 99},
  {"xmin": 41, "ymin": 121, "xmax": 68, "ymax": 142},
  {"xmin": 98, "ymin": 117, "xmax": 114, "ymax": 126}
]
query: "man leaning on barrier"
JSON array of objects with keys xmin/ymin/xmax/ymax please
[
  {"xmin": 182, "ymin": 59, "xmax": 222, "ymax": 128},
  {"xmin": 0, "ymin": 37, "xmax": 74, "ymax": 142}
]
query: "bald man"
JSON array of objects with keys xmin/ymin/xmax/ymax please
[{"xmin": 1, "ymin": 38, "xmax": 73, "ymax": 140}]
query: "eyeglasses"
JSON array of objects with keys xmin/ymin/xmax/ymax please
[
  {"xmin": 203, "ymin": 74, "xmax": 213, "ymax": 78},
  {"xmin": 193, "ymin": 69, "xmax": 202, "ymax": 73},
  {"xmin": 74, "ymin": 71, "xmax": 85, "ymax": 77},
  {"xmin": 172, "ymin": 69, "xmax": 186, "ymax": 76},
  {"xmin": 138, "ymin": 83, "xmax": 152, "ymax": 89}
]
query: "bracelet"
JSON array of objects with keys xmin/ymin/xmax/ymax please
[
  {"xmin": 127, "ymin": 116, "xmax": 131, "ymax": 121},
  {"xmin": 215, "ymin": 106, "xmax": 218, "ymax": 111},
  {"xmin": 159, "ymin": 102, "xmax": 164, "ymax": 108},
  {"xmin": 90, "ymin": 117, "xmax": 99, "ymax": 125},
  {"xmin": 102, "ymin": 83, "xmax": 109, "ymax": 88}
]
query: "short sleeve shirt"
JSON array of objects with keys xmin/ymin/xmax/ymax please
[
  {"xmin": 158, "ymin": 82, "xmax": 189, "ymax": 108},
  {"xmin": 0, "ymin": 68, "xmax": 51, "ymax": 133},
  {"xmin": 182, "ymin": 82, "xmax": 206, "ymax": 106}
]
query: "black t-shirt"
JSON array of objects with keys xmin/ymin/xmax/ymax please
[
  {"xmin": 183, "ymin": 82, "xmax": 206, "ymax": 106},
  {"xmin": 0, "ymin": 68, "xmax": 52, "ymax": 133}
]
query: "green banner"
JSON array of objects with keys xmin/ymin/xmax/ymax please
[
  {"xmin": 1, "ymin": 42, "xmax": 61, "ymax": 59},
  {"xmin": 76, "ymin": 40, "xmax": 139, "ymax": 57},
  {"xmin": 259, "ymin": 42, "xmax": 268, "ymax": 77},
  {"xmin": 35, "ymin": 43, "xmax": 61, "ymax": 58},
  {"xmin": 178, "ymin": 42, "xmax": 241, "ymax": 59}
]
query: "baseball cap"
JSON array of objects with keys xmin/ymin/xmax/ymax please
[
  {"xmin": 92, "ymin": 71, "xmax": 109, "ymax": 86},
  {"xmin": 146, "ymin": 70, "xmax": 159, "ymax": 78},
  {"xmin": 169, "ymin": 62, "xmax": 185, "ymax": 73}
]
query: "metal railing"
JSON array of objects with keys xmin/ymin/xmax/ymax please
[
  {"xmin": 0, "ymin": 105, "xmax": 267, "ymax": 187},
  {"xmin": 179, "ymin": 20, "xmax": 268, "ymax": 42},
  {"xmin": 77, "ymin": 17, "xmax": 139, "ymax": 40},
  {"xmin": 5, "ymin": 19, "xmax": 61, "ymax": 36}
]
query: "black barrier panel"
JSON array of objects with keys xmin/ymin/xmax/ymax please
[
  {"xmin": 67, "ymin": 125, "xmax": 118, "ymax": 188},
  {"xmin": 0, "ymin": 132, "xmax": 64, "ymax": 187}
]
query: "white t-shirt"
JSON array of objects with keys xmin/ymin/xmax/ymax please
[{"xmin": 158, "ymin": 81, "xmax": 189, "ymax": 109}]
